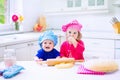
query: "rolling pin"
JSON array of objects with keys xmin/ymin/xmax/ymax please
[{"xmin": 38, "ymin": 58, "xmax": 84, "ymax": 66}]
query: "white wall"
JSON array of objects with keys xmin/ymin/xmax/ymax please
[
  {"xmin": 21, "ymin": 0, "xmax": 120, "ymax": 33},
  {"xmin": 22, "ymin": 0, "xmax": 44, "ymax": 31},
  {"xmin": 42, "ymin": 0, "xmax": 120, "ymax": 33},
  {"xmin": 1, "ymin": 0, "xmax": 119, "ymax": 33}
]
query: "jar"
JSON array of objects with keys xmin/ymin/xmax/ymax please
[{"xmin": 4, "ymin": 49, "xmax": 16, "ymax": 67}]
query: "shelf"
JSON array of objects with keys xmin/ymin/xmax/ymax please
[{"xmin": 45, "ymin": 9, "xmax": 109, "ymax": 16}]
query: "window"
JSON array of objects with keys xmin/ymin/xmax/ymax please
[
  {"xmin": 0, "ymin": 0, "xmax": 9, "ymax": 24},
  {"xmin": 0, "ymin": 0, "xmax": 23, "ymax": 32},
  {"xmin": 0, "ymin": 0, "xmax": 11, "ymax": 32},
  {"xmin": 0, "ymin": 0, "xmax": 5, "ymax": 24},
  {"xmin": 67, "ymin": 0, "xmax": 82, "ymax": 8}
]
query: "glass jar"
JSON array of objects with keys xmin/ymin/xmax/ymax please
[{"xmin": 4, "ymin": 49, "xmax": 16, "ymax": 67}]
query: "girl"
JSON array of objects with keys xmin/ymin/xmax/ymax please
[{"xmin": 60, "ymin": 20, "xmax": 85, "ymax": 61}]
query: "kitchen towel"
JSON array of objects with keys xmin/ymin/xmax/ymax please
[
  {"xmin": 3, "ymin": 65, "xmax": 24, "ymax": 78},
  {"xmin": 77, "ymin": 64, "xmax": 105, "ymax": 75}
]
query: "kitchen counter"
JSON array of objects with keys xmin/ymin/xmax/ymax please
[
  {"xmin": 0, "ymin": 32, "xmax": 42, "ymax": 47},
  {"xmin": 0, "ymin": 31, "xmax": 65, "ymax": 47},
  {"xmin": 0, "ymin": 60, "xmax": 120, "ymax": 80},
  {"xmin": 1, "ymin": 30, "xmax": 120, "ymax": 47}
]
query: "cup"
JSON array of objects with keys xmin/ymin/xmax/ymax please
[{"xmin": 4, "ymin": 49, "xmax": 16, "ymax": 68}]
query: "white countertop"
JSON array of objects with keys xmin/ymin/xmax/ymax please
[
  {"xmin": 0, "ymin": 31, "xmax": 65, "ymax": 47},
  {"xmin": 0, "ymin": 60, "xmax": 120, "ymax": 80},
  {"xmin": 0, "ymin": 32, "xmax": 41, "ymax": 47}
]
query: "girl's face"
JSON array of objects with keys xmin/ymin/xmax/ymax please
[
  {"xmin": 66, "ymin": 28, "xmax": 79, "ymax": 40},
  {"xmin": 42, "ymin": 39, "xmax": 54, "ymax": 52}
]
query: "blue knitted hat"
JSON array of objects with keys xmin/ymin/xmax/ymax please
[{"xmin": 38, "ymin": 30, "xmax": 58, "ymax": 47}]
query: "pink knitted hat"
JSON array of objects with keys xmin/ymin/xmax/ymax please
[{"xmin": 62, "ymin": 20, "xmax": 82, "ymax": 32}]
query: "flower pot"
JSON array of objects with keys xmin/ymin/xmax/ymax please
[{"xmin": 15, "ymin": 22, "xmax": 19, "ymax": 31}]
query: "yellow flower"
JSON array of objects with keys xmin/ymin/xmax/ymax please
[{"xmin": 19, "ymin": 15, "xmax": 24, "ymax": 22}]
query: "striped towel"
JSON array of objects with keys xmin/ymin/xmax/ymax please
[{"xmin": 77, "ymin": 64, "xmax": 105, "ymax": 75}]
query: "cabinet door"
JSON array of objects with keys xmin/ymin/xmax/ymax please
[
  {"xmin": 6, "ymin": 43, "xmax": 30, "ymax": 61},
  {"xmin": 115, "ymin": 40, "xmax": 120, "ymax": 59},
  {"xmin": 87, "ymin": 0, "xmax": 108, "ymax": 10},
  {"xmin": 67, "ymin": 0, "xmax": 108, "ymax": 10},
  {"xmin": 59, "ymin": 35, "xmax": 66, "ymax": 48},
  {"xmin": 29, "ymin": 41, "xmax": 40, "ymax": 60},
  {"xmin": 54, "ymin": 35, "xmax": 64, "ymax": 51},
  {"xmin": 0, "ymin": 47, "xmax": 6, "ymax": 61},
  {"xmin": 6, "ymin": 41, "xmax": 40, "ymax": 61},
  {"xmin": 82, "ymin": 38, "xmax": 114, "ymax": 59}
]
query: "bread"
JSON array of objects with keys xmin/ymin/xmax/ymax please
[
  {"xmin": 46, "ymin": 58, "xmax": 75, "ymax": 66},
  {"xmin": 55, "ymin": 62, "xmax": 74, "ymax": 69},
  {"xmin": 83, "ymin": 59, "xmax": 119, "ymax": 73}
]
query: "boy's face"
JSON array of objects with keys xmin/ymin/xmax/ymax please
[
  {"xmin": 66, "ymin": 27, "xmax": 78, "ymax": 40},
  {"xmin": 42, "ymin": 39, "xmax": 54, "ymax": 52}
]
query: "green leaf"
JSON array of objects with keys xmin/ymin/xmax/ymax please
[{"xmin": 0, "ymin": 15, "xmax": 5, "ymax": 24}]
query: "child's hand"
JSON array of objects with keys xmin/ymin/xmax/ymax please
[
  {"xmin": 35, "ymin": 59, "xmax": 43, "ymax": 62},
  {"xmin": 68, "ymin": 36, "xmax": 77, "ymax": 47},
  {"xmin": 68, "ymin": 37, "xmax": 76, "ymax": 44},
  {"xmin": 36, "ymin": 59, "xmax": 43, "ymax": 65},
  {"xmin": 34, "ymin": 57, "xmax": 43, "ymax": 62}
]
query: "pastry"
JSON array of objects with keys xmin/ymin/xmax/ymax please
[
  {"xmin": 46, "ymin": 58, "xmax": 75, "ymax": 66},
  {"xmin": 55, "ymin": 62, "xmax": 74, "ymax": 69},
  {"xmin": 83, "ymin": 59, "xmax": 119, "ymax": 73}
]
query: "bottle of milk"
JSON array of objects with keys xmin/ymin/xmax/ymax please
[{"xmin": 4, "ymin": 49, "xmax": 16, "ymax": 68}]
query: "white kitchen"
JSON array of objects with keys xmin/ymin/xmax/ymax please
[{"xmin": 0, "ymin": 0, "xmax": 120, "ymax": 80}]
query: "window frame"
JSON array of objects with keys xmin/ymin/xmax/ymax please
[
  {"xmin": 0, "ymin": 0, "xmax": 13, "ymax": 32},
  {"xmin": 0, "ymin": 0, "xmax": 23, "ymax": 33},
  {"xmin": 0, "ymin": 0, "xmax": 10, "ymax": 24}
]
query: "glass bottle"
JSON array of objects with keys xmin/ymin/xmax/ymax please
[{"xmin": 4, "ymin": 49, "xmax": 16, "ymax": 67}]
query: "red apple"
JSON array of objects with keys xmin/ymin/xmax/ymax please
[{"xmin": 36, "ymin": 24, "xmax": 42, "ymax": 31}]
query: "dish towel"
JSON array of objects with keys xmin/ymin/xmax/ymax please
[
  {"xmin": 0, "ymin": 70, "xmax": 4, "ymax": 76},
  {"xmin": 77, "ymin": 64, "xmax": 105, "ymax": 75},
  {"xmin": 2, "ymin": 65, "xmax": 24, "ymax": 79}
]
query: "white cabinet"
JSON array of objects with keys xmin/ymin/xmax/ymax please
[
  {"xmin": 58, "ymin": 35, "xmax": 115, "ymax": 59},
  {"xmin": 82, "ymin": 38, "xmax": 114, "ymax": 59},
  {"xmin": 67, "ymin": 0, "xmax": 108, "ymax": 10},
  {"xmin": 56, "ymin": 35, "xmax": 66, "ymax": 50},
  {"xmin": 6, "ymin": 41, "xmax": 39, "ymax": 61},
  {"xmin": 114, "ymin": 40, "xmax": 120, "ymax": 59},
  {"xmin": 54, "ymin": 35, "xmax": 66, "ymax": 51},
  {"xmin": 0, "ymin": 47, "xmax": 6, "ymax": 61},
  {"xmin": 29, "ymin": 41, "xmax": 40, "ymax": 60},
  {"xmin": 44, "ymin": 0, "xmax": 108, "ymax": 15},
  {"xmin": 84, "ymin": 0, "xmax": 108, "ymax": 10}
]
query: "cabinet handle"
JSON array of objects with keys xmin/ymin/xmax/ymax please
[
  {"xmin": 28, "ymin": 44, "xmax": 30, "ymax": 46},
  {"xmin": 115, "ymin": 48, "xmax": 120, "ymax": 50},
  {"xmin": 31, "ymin": 43, "xmax": 33, "ymax": 46},
  {"xmin": 92, "ymin": 42, "xmax": 99, "ymax": 45}
]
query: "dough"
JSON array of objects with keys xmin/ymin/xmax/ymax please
[
  {"xmin": 55, "ymin": 62, "xmax": 74, "ymax": 69},
  {"xmin": 83, "ymin": 59, "xmax": 119, "ymax": 73},
  {"xmin": 46, "ymin": 58, "xmax": 75, "ymax": 66}
]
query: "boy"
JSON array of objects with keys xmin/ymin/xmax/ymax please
[{"xmin": 34, "ymin": 31, "xmax": 60, "ymax": 62}]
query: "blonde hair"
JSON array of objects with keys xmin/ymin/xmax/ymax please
[{"xmin": 76, "ymin": 31, "xmax": 82, "ymax": 41}]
